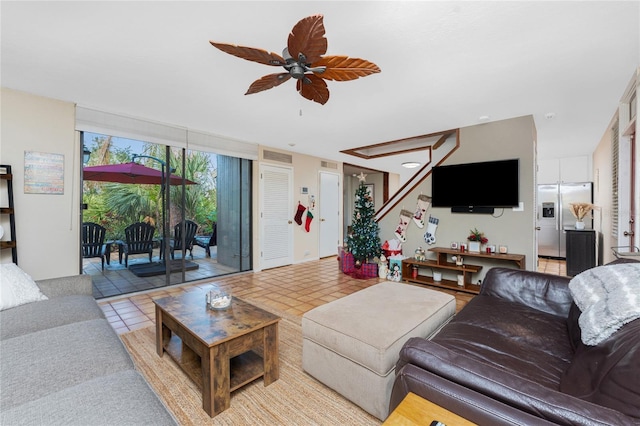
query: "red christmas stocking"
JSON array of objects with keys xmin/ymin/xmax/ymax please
[
  {"xmin": 305, "ymin": 210, "xmax": 314, "ymax": 232},
  {"xmin": 294, "ymin": 203, "xmax": 306, "ymax": 225}
]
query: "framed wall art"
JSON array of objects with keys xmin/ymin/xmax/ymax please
[{"xmin": 24, "ymin": 151, "xmax": 64, "ymax": 194}]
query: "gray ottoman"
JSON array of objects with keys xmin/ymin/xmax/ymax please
[{"xmin": 302, "ymin": 282, "xmax": 455, "ymax": 420}]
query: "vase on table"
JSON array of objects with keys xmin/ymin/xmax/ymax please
[{"xmin": 575, "ymin": 221, "xmax": 585, "ymax": 230}]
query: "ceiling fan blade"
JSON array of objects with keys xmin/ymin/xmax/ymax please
[
  {"xmin": 246, "ymin": 73, "xmax": 292, "ymax": 95},
  {"xmin": 296, "ymin": 74, "xmax": 329, "ymax": 105},
  {"xmin": 313, "ymin": 55, "xmax": 381, "ymax": 81},
  {"xmin": 210, "ymin": 41, "xmax": 285, "ymax": 66},
  {"xmin": 287, "ymin": 14, "xmax": 327, "ymax": 64}
]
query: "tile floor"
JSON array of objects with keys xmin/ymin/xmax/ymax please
[{"xmin": 99, "ymin": 256, "xmax": 567, "ymax": 335}]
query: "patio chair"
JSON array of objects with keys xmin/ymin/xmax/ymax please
[
  {"xmin": 82, "ymin": 222, "xmax": 110, "ymax": 270},
  {"xmin": 122, "ymin": 222, "xmax": 156, "ymax": 267},
  {"xmin": 168, "ymin": 220, "xmax": 198, "ymax": 259},
  {"xmin": 194, "ymin": 222, "xmax": 217, "ymax": 257}
]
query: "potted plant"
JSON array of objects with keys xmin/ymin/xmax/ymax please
[{"xmin": 467, "ymin": 228, "xmax": 488, "ymax": 252}]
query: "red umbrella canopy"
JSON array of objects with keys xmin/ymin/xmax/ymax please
[{"xmin": 83, "ymin": 162, "xmax": 196, "ymax": 185}]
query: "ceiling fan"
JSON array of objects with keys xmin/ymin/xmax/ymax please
[{"xmin": 209, "ymin": 14, "xmax": 380, "ymax": 105}]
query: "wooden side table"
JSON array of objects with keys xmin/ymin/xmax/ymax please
[{"xmin": 383, "ymin": 392, "xmax": 476, "ymax": 426}]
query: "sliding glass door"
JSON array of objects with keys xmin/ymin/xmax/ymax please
[{"xmin": 81, "ymin": 131, "xmax": 252, "ymax": 298}]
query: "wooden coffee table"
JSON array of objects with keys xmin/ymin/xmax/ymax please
[{"xmin": 154, "ymin": 289, "xmax": 280, "ymax": 417}]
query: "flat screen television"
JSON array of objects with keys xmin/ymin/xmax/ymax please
[{"xmin": 431, "ymin": 159, "xmax": 519, "ymax": 213}]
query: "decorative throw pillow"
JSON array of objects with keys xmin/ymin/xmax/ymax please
[
  {"xmin": 568, "ymin": 263, "xmax": 640, "ymax": 345},
  {"xmin": 0, "ymin": 263, "xmax": 48, "ymax": 311}
]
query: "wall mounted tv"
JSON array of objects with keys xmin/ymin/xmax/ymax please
[{"xmin": 431, "ymin": 159, "xmax": 519, "ymax": 214}]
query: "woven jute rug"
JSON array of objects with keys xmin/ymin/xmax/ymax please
[{"xmin": 120, "ymin": 306, "xmax": 380, "ymax": 426}]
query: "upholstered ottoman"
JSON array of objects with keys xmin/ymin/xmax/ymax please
[{"xmin": 302, "ymin": 282, "xmax": 455, "ymax": 420}]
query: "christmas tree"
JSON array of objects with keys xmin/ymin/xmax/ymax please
[{"xmin": 347, "ymin": 178, "xmax": 382, "ymax": 265}]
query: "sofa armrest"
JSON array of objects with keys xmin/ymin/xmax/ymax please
[
  {"xmin": 36, "ymin": 275, "xmax": 93, "ymax": 298},
  {"xmin": 391, "ymin": 364, "xmax": 555, "ymax": 426},
  {"xmin": 480, "ymin": 268, "xmax": 573, "ymax": 317},
  {"xmin": 395, "ymin": 337, "xmax": 635, "ymax": 425}
]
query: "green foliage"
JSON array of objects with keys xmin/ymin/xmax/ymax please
[
  {"xmin": 82, "ymin": 139, "xmax": 218, "ymax": 238},
  {"xmin": 346, "ymin": 182, "xmax": 381, "ymax": 263}
]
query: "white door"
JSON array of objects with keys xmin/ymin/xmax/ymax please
[
  {"xmin": 319, "ymin": 172, "xmax": 341, "ymax": 258},
  {"xmin": 260, "ymin": 164, "xmax": 294, "ymax": 269}
]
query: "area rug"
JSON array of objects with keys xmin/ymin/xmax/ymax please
[
  {"xmin": 120, "ymin": 310, "xmax": 380, "ymax": 426},
  {"xmin": 129, "ymin": 260, "xmax": 199, "ymax": 277}
]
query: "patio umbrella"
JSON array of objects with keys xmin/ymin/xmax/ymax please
[
  {"xmin": 83, "ymin": 162, "xmax": 196, "ymax": 185},
  {"xmin": 83, "ymin": 160, "xmax": 197, "ymax": 282}
]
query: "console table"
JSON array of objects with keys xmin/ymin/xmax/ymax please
[{"xmin": 402, "ymin": 247, "xmax": 526, "ymax": 295}]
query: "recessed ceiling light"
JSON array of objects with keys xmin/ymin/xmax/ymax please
[
  {"xmin": 478, "ymin": 115, "xmax": 491, "ymax": 122},
  {"xmin": 402, "ymin": 162, "xmax": 421, "ymax": 169}
]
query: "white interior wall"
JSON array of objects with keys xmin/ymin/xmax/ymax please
[
  {"xmin": 0, "ymin": 88, "xmax": 79, "ymax": 279},
  {"xmin": 378, "ymin": 115, "xmax": 537, "ymax": 280}
]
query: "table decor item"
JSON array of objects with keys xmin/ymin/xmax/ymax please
[
  {"xmin": 467, "ymin": 228, "xmax": 488, "ymax": 252},
  {"xmin": 206, "ymin": 288, "xmax": 232, "ymax": 310},
  {"xmin": 569, "ymin": 202, "xmax": 595, "ymax": 229}
]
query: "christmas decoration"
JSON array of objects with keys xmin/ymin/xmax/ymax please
[
  {"xmin": 413, "ymin": 194, "xmax": 432, "ymax": 228},
  {"xmin": 467, "ymin": 228, "xmax": 488, "ymax": 252},
  {"xmin": 294, "ymin": 203, "xmax": 306, "ymax": 225},
  {"xmin": 394, "ymin": 209, "xmax": 413, "ymax": 242},
  {"xmin": 467, "ymin": 228, "xmax": 488, "ymax": 244},
  {"xmin": 346, "ymin": 179, "xmax": 382, "ymax": 265},
  {"xmin": 378, "ymin": 254, "xmax": 389, "ymax": 278},
  {"xmin": 423, "ymin": 215, "xmax": 439, "ymax": 245},
  {"xmin": 305, "ymin": 209, "xmax": 314, "ymax": 232}
]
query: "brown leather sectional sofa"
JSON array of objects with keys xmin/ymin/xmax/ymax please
[{"xmin": 390, "ymin": 266, "xmax": 640, "ymax": 425}]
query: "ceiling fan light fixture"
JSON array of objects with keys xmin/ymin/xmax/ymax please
[
  {"xmin": 402, "ymin": 162, "xmax": 421, "ymax": 169},
  {"xmin": 290, "ymin": 65, "xmax": 305, "ymax": 79}
]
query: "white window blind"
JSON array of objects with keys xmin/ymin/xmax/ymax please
[
  {"xmin": 76, "ymin": 106, "xmax": 258, "ymax": 160},
  {"xmin": 187, "ymin": 129, "xmax": 258, "ymax": 160}
]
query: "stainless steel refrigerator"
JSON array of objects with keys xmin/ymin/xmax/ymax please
[{"xmin": 537, "ymin": 182, "xmax": 593, "ymax": 258}]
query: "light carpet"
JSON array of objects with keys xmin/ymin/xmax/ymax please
[{"xmin": 120, "ymin": 308, "xmax": 381, "ymax": 426}]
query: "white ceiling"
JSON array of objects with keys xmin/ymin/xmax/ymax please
[{"xmin": 2, "ymin": 1, "xmax": 639, "ymax": 182}]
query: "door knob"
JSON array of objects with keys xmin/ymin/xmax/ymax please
[
  {"xmin": 624, "ymin": 230, "xmax": 634, "ymax": 236},
  {"xmin": 535, "ymin": 226, "xmax": 541, "ymax": 230},
  {"xmin": 321, "ymin": 218, "xmax": 326, "ymax": 222},
  {"xmin": 288, "ymin": 220, "xmax": 293, "ymax": 224}
]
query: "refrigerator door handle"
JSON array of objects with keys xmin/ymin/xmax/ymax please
[{"xmin": 558, "ymin": 195, "xmax": 563, "ymax": 232}]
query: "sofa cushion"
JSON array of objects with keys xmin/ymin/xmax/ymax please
[
  {"xmin": 1, "ymin": 318, "xmax": 134, "ymax": 410},
  {"xmin": 0, "ymin": 263, "xmax": 48, "ymax": 311},
  {"xmin": 560, "ymin": 318, "xmax": 640, "ymax": 418},
  {"xmin": 0, "ymin": 295, "xmax": 105, "ymax": 340},
  {"xmin": 1, "ymin": 370, "xmax": 176, "ymax": 426},
  {"xmin": 432, "ymin": 295, "xmax": 573, "ymax": 388}
]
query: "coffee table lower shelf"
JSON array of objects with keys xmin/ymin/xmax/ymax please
[{"xmin": 164, "ymin": 334, "xmax": 265, "ymax": 392}]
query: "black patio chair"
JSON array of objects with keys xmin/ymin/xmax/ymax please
[
  {"xmin": 168, "ymin": 220, "xmax": 198, "ymax": 259},
  {"xmin": 122, "ymin": 222, "xmax": 156, "ymax": 267},
  {"xmin": 194, "ymin": 222, "xmax": 217, "ymax": 257},
  {"xmin": 82, "ymin": 222, "xmax": 110, "ymax": 270}
]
